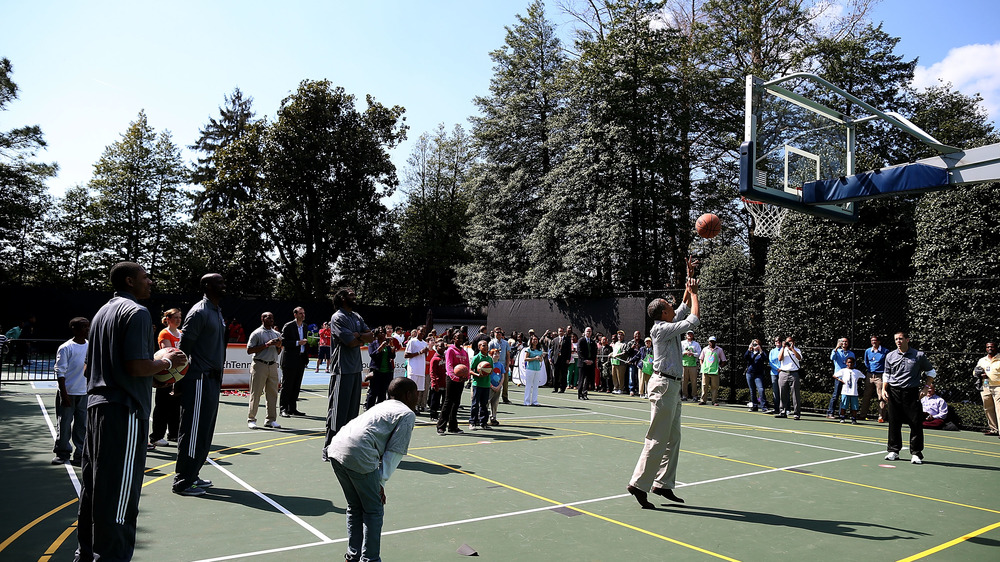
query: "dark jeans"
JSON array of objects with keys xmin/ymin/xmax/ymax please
[
  {"xmin": 470, "ymin": 386, "xmax": 490, "ymax": 427},
  {"xmin": 53, "ymin": 394, "xmax": 86, "ymax": 460},
  {"xmin": 437, "ymin": 378, "xmax": 464, "ymax": 433},
  {"xmin": 628, "ymin": 364, "xmax": 640, "ymax": 394},
  {"xmin": 746, "ymin": 373, "xmax": 766, "ymax": 408},
  {"xmin": 365, "ymin": 370, "xmax": 392, "ymax": 410},
  {"xmin": 428, "ymin": 387, "xmax": 444, "ymax": 417},
  {"xmin": 826, "ymin": 379, "xmax": 843, "ymax": 415},
  {"xmin": 886, "ymin": 385, "xmax": 924, "ymax": 455},
  {"xmin": 150, "ymin": 384, "xmax": 179, "ymax": 441}
]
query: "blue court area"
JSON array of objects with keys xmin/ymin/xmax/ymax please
[{"xmin": 3, "ymin": 381, "xmax": 999, "ymax": 561}]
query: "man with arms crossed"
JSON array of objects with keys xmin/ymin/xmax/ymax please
[
  {"xmin": 77, "ymin": 262, "xmax": 185, "ymax": 560},
  {"xmin": 880, "ymin": 331, "xmax": 937, "ymax": 464},
  {"xmin": 627, "ymin": 261, "xmax": 699, "ymax": 509},
  {"xmin": 323, "ymin": 287, "xmax": 375, "ymax": 459}
]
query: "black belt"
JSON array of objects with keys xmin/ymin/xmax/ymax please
[
  {"xmin": 653, "ymin": 371, "xmax": 681, "ymax": 381},
  {"xmin": 254, "ymin": 359, "xmax": 276, "ymax": 365}
]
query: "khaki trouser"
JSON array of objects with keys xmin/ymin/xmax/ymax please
[
  {"xmin": 700, "ymin": 373, "xmax": 719, "ymax": 403},
  {"xmin": 983, "ymin": 386, "xmax": 1000, "ymax": 433},
  {"xmin": 682, "ymin": 366, "xmax": 698, "ymax": 399},
  {"xmin": 248, "ymin": 360, "xmax": 279, "ymax": 423},
  {"xmin": 630, "ymin": 374, "xmax": 682, "ymax": 490},
  {"xmin": 612, "ymin": 363, "xmax": 628, "ymax": 392}
]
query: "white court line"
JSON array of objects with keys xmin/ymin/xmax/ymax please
[
  {"xmin": 546, "ymin": 392, "xmax": 882, "ymax": 449},
  {"xmin": 198, "ymin": 447, "xmax": 883, "ymax": 562},
  {"xmin": 595, "ymin": 409, "xmax": 864, "ymax": 455},
  {"xmin": 35, "ymin": 394, "xmax": 82, "ymax": 497},
  {"xmin": 206, "ymin": 458, "xmax": 333, "ymax": 543}
]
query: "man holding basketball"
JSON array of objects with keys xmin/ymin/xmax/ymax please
[
  {"xmin": 77, "ymin": 262, "xmax": 185, "ymax": 560},
  {"xmin": 627, "ymin": 259, "xmax": 699, "ymax": 509}
]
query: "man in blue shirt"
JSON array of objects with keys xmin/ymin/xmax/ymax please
[
  {"xmin": 768, "ymin": 337, "xmax": 782, "ymax": 415},
  {"xmin": 861, "ymin": 335, "xmax": 889, "ymax": 422},
  {"xmin": 826, "ymin": 337, "xmax": 855, "ymax": 418}
]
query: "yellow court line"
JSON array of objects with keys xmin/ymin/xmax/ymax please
[
  {"xmin": 0, "ymin": 498, "xmax": 78, "ymax": 554},
  {"xmin": 576, "ymin": 428, "xmax": 1000, "ymax": 516},
  {"xmin": 406, "ymin": 452, "xmax": 740, "ymax": 562},
  {"xmin": 39, "ymin": 522, "xmax": 76, "ymax": 559},
  {"xmin": 896, "ymin": 520, "xmax": 1000, "ymax": 562}
]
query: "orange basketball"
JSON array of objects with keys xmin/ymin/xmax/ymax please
[
  {"xmin": 696, "ymin": 213, "xmax": 721, "ymax": 238},
  {"xmin": 453, "ymin": 364, "xmax": 470, "ymax": 380}
]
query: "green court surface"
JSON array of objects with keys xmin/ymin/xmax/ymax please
[{"xmin": 2, "ymin": 382, "xmax": 999, "ymax": 561}]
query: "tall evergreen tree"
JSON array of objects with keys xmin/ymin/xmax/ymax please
[
  {"xmin": 86, "ymin": 110, "xmax": 191, "ymax": 289},
  {"xmin": 189, "ymin": 88, "xmax": 256, "ymax": 219},
  {"xmin": 457, "ymin": 0, "xmax": 567, "ymax": 302}
]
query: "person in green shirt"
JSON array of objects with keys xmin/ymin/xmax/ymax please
[{"xmin": 469, "ymin": 340, "xmax": 492, "ymax": 429}]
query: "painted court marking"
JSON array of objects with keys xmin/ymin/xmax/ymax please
[{"xmin": 35, "ymin": 395, "xmax": 82, "ymax": 496}]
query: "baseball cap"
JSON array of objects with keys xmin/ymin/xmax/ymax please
[{"xmin": 708, "ymin": 336, "xmax": 717, "ymax": 342}]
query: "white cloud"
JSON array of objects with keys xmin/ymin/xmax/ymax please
[{"xmin": 913, "ymin": 42, "xmax": 1000, "ymax": 125}]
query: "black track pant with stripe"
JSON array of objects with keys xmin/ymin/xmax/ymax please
[
  {"xmin": 174, "ymin": 374, "xmax": 221, "ymax": 490},
  {"xmin": 75, "ymin": 403, "xmax": 147, "ymax": 562}
]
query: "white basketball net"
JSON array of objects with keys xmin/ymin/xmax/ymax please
[{"xmin": 742, "ymin": 198, "xmax": 788, "ymax": 238}]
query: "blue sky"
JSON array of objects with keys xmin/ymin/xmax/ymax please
[{"xmin": 2, "ymin": 0, "xmax": 998, "ymax": 200}]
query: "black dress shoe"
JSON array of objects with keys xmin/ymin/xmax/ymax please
[
  {"xmin": 292, "ymin": 410, "xmax": 307, "ymax": 416},
  {"xmin": 627, "ymin": 485, "xmax": 655, "ymax": 509},
  {"xmin": 651, "ymin": 487, "xmax": 685, "ymax": 503}
]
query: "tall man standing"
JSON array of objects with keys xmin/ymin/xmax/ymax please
[
  {"xmin": 627, "ymin": 274, "xmax": 699, "ymax": 509},
  {"xmin": 246, "ymin": 312, "xmax": 283, "ymax": 430},
  {"xmin": 77, "ymin": 262, "xmax": 186, "ymax": 560},
  {"xmin": 577, "ymin": 327, "xmax": 597, "ymax": 400},
  {"xmin": 553, "ymin": 326, "xmax": 573, "ymax": 393},
  {"xmin": 880, "ymin": 332, "xmax": 937, "ymax": 464},
  {"xmin": 861, "ymin": 335, "xmax": 889, "ymax": 422},
  {"xmin": 680, "ymin": 331, "xmax": 701, "ymax": 401},
  {"xmin": 323, "ymin": 287, "xmax": 374, "ymax": 459},
  {"xmin": 775, "ymin": 336, "xmax": 803, "ymax": 420},
  {"xmin": 174, "ymin": 273, "xmax": 227, "ymax": 497},
  {"xmin": 974, "ymin": 341, "xmax": 999, "ymax": 436},
  {"xmin": 280, "ymin": 307, "xmax": 309, "ymax": 417}
]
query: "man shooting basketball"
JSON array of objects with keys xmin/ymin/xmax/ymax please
[{"xmin": 627, "ymin": 258, "xmax": 699, "ymax": 509}]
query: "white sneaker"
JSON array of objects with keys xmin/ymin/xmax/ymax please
[
  {"xmin": 911, "ymin": 453, "xmax": 923, "ymax": 465},
  {"xmin": 248, "ymin": 421, "xmax": 258, "ymax": 430},
  {"xmin": 264, "ymin": 420, "xmax": 282, "ymax": 429},
  {"xmin": 884, "ymin": 452, "xmax": 899, "ymax": 461},
  {"xmin": 151, "ymin": 438, "xmax": 169, "ymax": 447}
]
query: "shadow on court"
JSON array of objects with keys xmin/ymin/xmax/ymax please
[
  {"xmin": 927, "ymin": 460, "xmax": 1000, "ymax": 472},
  {"xmin": 198, "ymin": 486, "xmax": 345, "ymax": 516},
  {"xmin": 399, "ymin": 460, "xmax": 470, "ymax": 476},
  {"xmin": 665, "ymin": 504, "xmax": 929, "ymax": 541}
]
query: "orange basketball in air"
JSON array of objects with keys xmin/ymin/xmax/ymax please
[
  {"xmin": 453, "ymin": 364, "xmax": 470, "ymax": 380},
  {"xmin": 696, "ymin": 213, "xmax": 721, "ymax": 238}
]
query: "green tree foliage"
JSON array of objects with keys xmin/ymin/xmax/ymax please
[
  {"xmin": 0, "ymin": 57, "xmax": 57, "ymax": 285},
  {"xmin": 260, "ymin": 80, "xmax": 407, "ymax": 299},
  {"xmin": 697, "ymin": 245, "xmax": 751, "ymax": 343},
  {"xmin": 373, "ymin": 125, "xmax": 474, "ymax": 306},
  {"xmin": 533, "ymin": 0, "xmax": 689, "ymax": 297},
  {"xmin": 189, "ymin": 111, "xmax": 276, "ymax": 297},
  {"xmin": 457, "ymin": 0, "xmax": 567, "ymax": 302},
  {"xmin": 38, "ymin": 184, "xmax": 108, "ymax": 289},
  {"xmin": 85, "ymin": 110, "xmax": 191, "ymax": 290},
  {"xmin": 189, "ymin": 87, "xmax": 257, "ymax": 218},
  {"xmin": 907, "ymin": 85, "xmax": 1000, "ymax": 399}
]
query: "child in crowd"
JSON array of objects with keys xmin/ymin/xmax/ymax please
[
  {"xmin": 469, "ymin": 341, "xmax": 492, "ymax": 429},
  {"xmin": 326, "ymin": 377, "xmax": 417, "ymax": 562},
  {"xmin": 833, "ymin": 356, "xmax": 866, "ymax": 424},
  {"xmin": 52, "ymin": 317, "xmax": 90, "ymax": 465},
  {"xmin": 488, "ymin": 347, "xmax": 506, "ymax": 426},
  {"xmin": 428, "ymin": 340, "xmax": 447, "ymax": 420}
]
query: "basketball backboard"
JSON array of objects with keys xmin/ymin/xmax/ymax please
[{"xmin": 738, "ymin": 73, "xmax": 1000, "ymax": 225}]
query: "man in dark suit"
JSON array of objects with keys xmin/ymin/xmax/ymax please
[
  {"xmin": 280, "ymin": 307, "xmax": 309, "ymax": 417},
  {"xmin": 577, "ymin": 327, "xmax": 597, "ymax": 400},
  {"xmin": 553, "ymin": 325, "xmax": 573, "ymax": 393}
]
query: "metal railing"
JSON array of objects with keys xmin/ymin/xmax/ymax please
[{"xmin": 1, "ymin": 339, "xmax": 63, "ymax": 382}]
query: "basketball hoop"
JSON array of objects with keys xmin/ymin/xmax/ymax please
[{"xmin": 741, "ymin": 197, "xmax": 787, "ymax": 238}]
